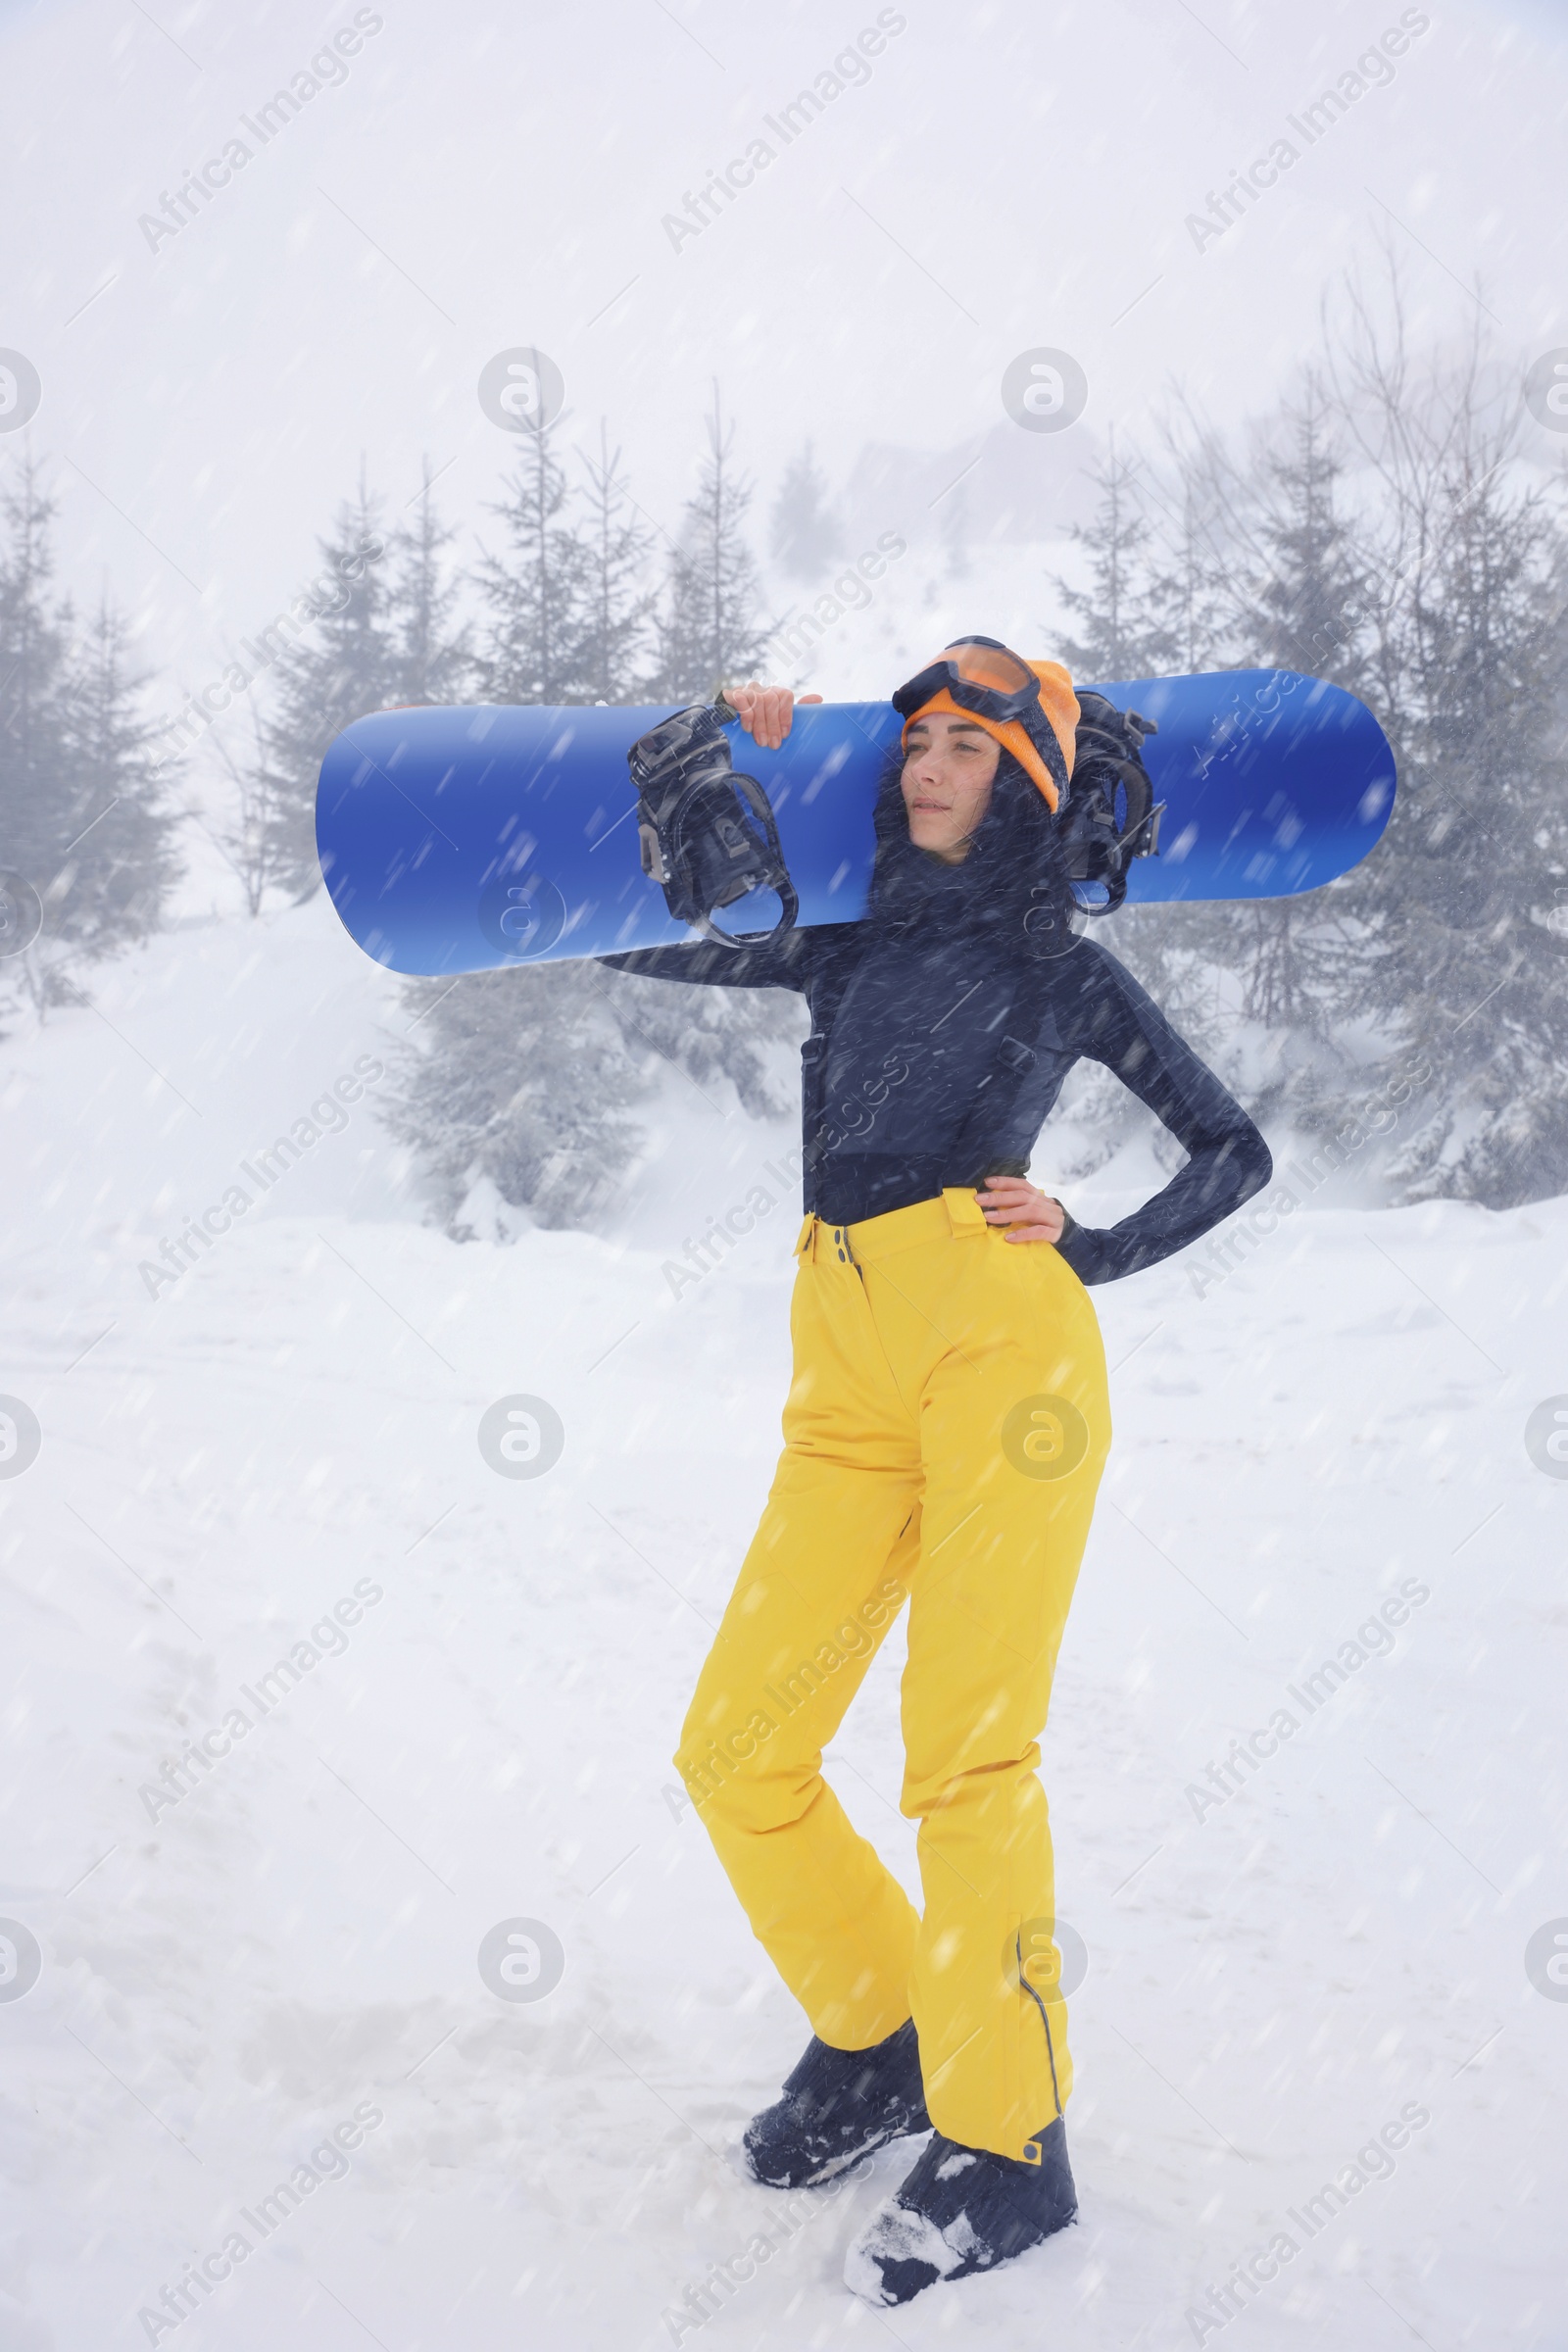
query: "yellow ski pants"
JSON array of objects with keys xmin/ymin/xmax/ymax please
[{"xmin": 675, "ymin": 1187, "xmax": 1111, "ymax": 2161}]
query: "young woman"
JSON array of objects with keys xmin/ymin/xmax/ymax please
[{"xmin": 606, "ymin": 643, "xmax": 1272, "ymax": 2306}]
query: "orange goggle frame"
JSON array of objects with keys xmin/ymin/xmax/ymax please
[{"xmin": 892, "ymin": 637, "xmax": 1070, "ymax": 801}]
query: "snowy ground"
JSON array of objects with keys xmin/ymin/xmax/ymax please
[{"xmin": 2, "ymin": 897, "xmax": 1566, "ymax": 2352}]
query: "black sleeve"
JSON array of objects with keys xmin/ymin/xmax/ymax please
[
  {"xmin": 598, "ymin": 928, "xmax": 820, "ymax": 995},
  {"xmin": 1050, "ymin": 942, "xmax": 1273, "ymax": 1286}
]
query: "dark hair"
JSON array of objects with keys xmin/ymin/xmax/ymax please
[{"xmin": 866, "ymin": 742, "xmax": 1073, "ymax": 954}]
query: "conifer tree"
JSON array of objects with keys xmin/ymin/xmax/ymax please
[
  {"xmin": 1044, "ymin": 432, "xmax": 1218, "ymax": 1056},
  {"xmin": 1144, "ymin": 434, "xmax": 1234, "ymax": 675},
  {"xmin": 381, "ymin": 405, "xmax": 802, "ymax": 1235},
  {"xmin": 383, "ymin": 954, "xmax": 806, "ymax": 1236},
  {"xmin": 252, "ymin": 470, "xmax": 394, "ymax": 900},
  {"xmin": 60, "ymin": 594, "xmax": 183, "ymax": 953},
  {"xmin": 652, "ymin": 388, "xmax": 770, "ymax": 698},
  {"xmin": 1052, "ymin": 430, "xmax": 1177, "ymax": 683},
  {"xmin": 1248, "ymin": 386, "xmax": 1369, "ymax": 689},
  {"xmin": 389, "ymin": 459, "xmax": 472, "ymax": 706},
  {"xmin": 216, "ymin": 466, "xmax": 464, "ymax": 912},
  {"xmin": 475, "ymin": 417, "xmax": 592, "ymax": 704},
  {"xmin": 0, "ymin": 461, "xmax": 75, "ymax": 1009},
  {"xmin": 381, "ymin": 963, "xmax": 653, "ymax": 1234},
  {"xmin": 576, "ymin": 424, "xmax": 656, "ymax": 703},
  {"xmin": 0, "ymin": 463, "xmax": 179, "ymax": 1014},
  {"xmin": 1313, "ymin": 332, "xmax": 1568, "ymax": 1204},
  {"xmin": 1226, "ymin": 390, "xmax": 1373, "ymax": 1033}
]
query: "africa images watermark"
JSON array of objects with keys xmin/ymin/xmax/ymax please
[
  {"xmin": 662, "ymin": 2156, "xmax": 873, "ymax": 2342},
  {"xmin": 135, "ymin": 10, "xmax": 386, "ymax": 255},
  {"xmin": 137, "ymin": 1054, "xmax": 385, "ymax": 1300},
  {"xmin": 136, "ymin": 1576, "xmax": 385, "ymax": 1825},
  {"xmin": 150, "ymin": 533, "xmax": 386, "ymax": 775},
  {"xmin": 763, "ymin": 532, "xmax": 909, "ymax": 673},
  {"xmin": 661, "ymin": 9, "xmax": 908, "ymax": 253},
  {"xmin": 1184, "ymin": 8, "xmax": 1433, "ymax": 255},
  {"xmin": 135, "ymin": 2100, "xmax": 384, "ymax": 2343},
  {"xmin": 661, "ymin": 1149, "xmax": 805, "ymax": 1302},
  {"xmin": 668, "ymin": 1571, "xmax": 908, "ymax": 1820},
  {"xmin": 1186, "ymin": 2100, "xmax": 1432, "ymax": 2342},
  {"xmin": 1184, "ymin": 1577, "xmax": 1432, "ymax": 1825},
  {"xmin": 1188, "ymin": 1050, "xmax": 1434, "ymax": 1300},
  {"xmin": 659, "ymin": 1019, "xmax": 1010, "ymax": 1307}
]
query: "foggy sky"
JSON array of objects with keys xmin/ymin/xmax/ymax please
[{"xmin": 1, "ymin": 0, "xmax": 1563, "ymax": 703}]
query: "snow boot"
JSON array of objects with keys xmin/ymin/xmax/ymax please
[
  {"xmin": 740, "ymin": 2019, "xmax": 931, "ymax": 2189},
  {"xmin": 844, "ymin": 2115, "xmax": 1077, "ymax": 2304}
]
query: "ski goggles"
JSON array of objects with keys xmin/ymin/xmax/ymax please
[{"xmin": 893, "ymin": 637, "xmax": 1073, "ymax": 809}]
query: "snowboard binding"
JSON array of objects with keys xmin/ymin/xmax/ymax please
[
  {"xmin": 1022, "ymin": 695, "xmax": 1165, "ymax": 959},
  {"xmin": 1059, "ymin": 694, "xmax": 1165, "ymax": 916},
  {"xmin": 628, "ymin": 703, "xmax": 799, "ymax": 949}
]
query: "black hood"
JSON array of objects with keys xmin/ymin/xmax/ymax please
[{"xmin": 865, "ymin": 746, "xmax": 1070, "ymax": 952}]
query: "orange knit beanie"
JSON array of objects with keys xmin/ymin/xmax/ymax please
[{"xmin": 900, "ymin": 658, "xmax": 1078, "ymax": 812}]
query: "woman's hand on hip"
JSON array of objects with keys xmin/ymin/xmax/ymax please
[
  {"xmin": 976, "ymin": 1175, "xmax": 1067, "ymax": 1245},
  {"xmin": 722, "ymin": 682, "xmax": 823, "ymax": 751}
]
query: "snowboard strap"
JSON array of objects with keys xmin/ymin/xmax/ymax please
[
  {"xmin": 1058, "ymin": 693, "xmax": 1165, "ymax": 916},
  {"xmin": 627, "ymin": 703, "xmax": 799, "ymax": 949}
]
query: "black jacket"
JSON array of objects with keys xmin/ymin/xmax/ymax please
[{"xmin": 603, "ymin": 921, "xmax": 1272, "ymax": 1287}]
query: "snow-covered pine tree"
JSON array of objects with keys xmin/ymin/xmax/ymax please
[
  {"xmin": 769, "ymin": 441, "xmax": 841, "ymax": 583},
  {"xmin": 389, "ymin": 459, "xmax": 472, "ymax": 706},
  {"xmin": 380, "ymin": 405, "xmax": 805, "ymax": 1236},
  {"xmin": 385, "ymin": 430, "xmax": 621, "ymax": 1231},
  {"xmin": 651, "ymin": 387, "xmax": 771, "ymax": 699},
  {"xmin": 385, "ymin": 951, "xmax": 805, "ymax": 1238},
  {"xmin": 1144, "ymin": 414, "xmax": 1237, "ymax": 675},
  {"xmin": 506, "ymin": 412, "xmax": 756, "ymax": 1104},
  {"xmin": 0, "ymin": 462, "xmax": 179, "ymax": 1018},
  {"xmin": 1224, "ymin": 386, "xmax": 1374, "ymax": 1038},
  {"xmin": 1052, "ymin": 430, "xmax": 1179, "ymax": 682},
  {"xmin": 248, "ymin": 470, "xmax": 394, "ymax": 901},
  {"xmin": 475, "ymin": 416, "xmax": 592, "ymax": 705},
  {"xmin": 58, "ymin": 593, "xmax": 183, "ymax": 956},
  {"xmin": 0, "ymin": 460, "xmax": 77, "ymax": 1015},
  {"xmin": 1248, "ymin": 385, "xmax": 1370, "ymax": 689},
  {"xmin": 591, "ymin": 956, "xmax": 805, "ymax": 1123},
  {"xmin": 576, "ymin": 424, "xmax": 656, "ymax": 704},
  {"xmin": 1042, "ymin": 429, "xmax": 1224, "ymax": 1094},
  {"xmin": 1306, "ymin": 310, "xmax": 1568, "ymax": 1205},
  {"xmin": 380, "ymin": 963, "xmax": 654, "ymax": 1234}
]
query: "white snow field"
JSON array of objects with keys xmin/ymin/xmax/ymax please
[{"xmin": 2, "ymin": 896, "xmax": 1565, "ymax": 2352}]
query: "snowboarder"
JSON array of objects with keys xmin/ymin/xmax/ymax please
[{"xmin": 606, "ymin": 640, "xmax": 1273, "ymax": 2305}]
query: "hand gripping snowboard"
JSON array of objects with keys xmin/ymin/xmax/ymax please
[{"xmin": 315, "ymin": 669, "xmax": 1396, "ymax": 976}]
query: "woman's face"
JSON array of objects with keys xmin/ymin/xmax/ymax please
[{"xmin": 901, "ymin": 712, "xmax": 1001, "ymax": 862}]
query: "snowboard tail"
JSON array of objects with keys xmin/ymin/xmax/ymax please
[{"xmin": 315, "ymin": 670, "xmax": 1395, "ymax": 977}]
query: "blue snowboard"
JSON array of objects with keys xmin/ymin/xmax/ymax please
[{"xmin": 316, "ymin": 670, "xmax": 1395, "ymax": 976}]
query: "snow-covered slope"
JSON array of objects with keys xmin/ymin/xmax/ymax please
[{"xmin": 1, "ymin": 903, "xmax": 1565, "ymax": 2350}]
